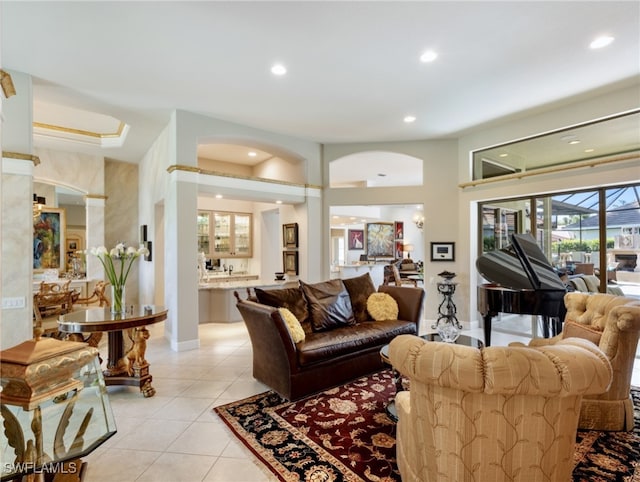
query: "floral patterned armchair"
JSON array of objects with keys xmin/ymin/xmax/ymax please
[
  {"xmin": 522, "ymin": 292, "xmax": 640, "ymax": 431},
  {"xmin": 389, "ymin": 335, "xmax": 612, "ymax": 482}
]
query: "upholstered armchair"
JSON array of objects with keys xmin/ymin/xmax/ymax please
[
  {"xmin": 389, "ymin": 335, "xmax": 612, "ymax": 482},
  {"xmin": 522, "ymin": 292, "xmax": 640, "ymax": 431}
]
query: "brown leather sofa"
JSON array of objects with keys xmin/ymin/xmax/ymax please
[{"xmin": 235, "ymin": 281, "xmax": 425, "ymax": 400}]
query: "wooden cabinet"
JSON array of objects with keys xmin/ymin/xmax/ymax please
[{"xmin": 197, "ymin": 210, "xmax": 252, "ymax": 258}]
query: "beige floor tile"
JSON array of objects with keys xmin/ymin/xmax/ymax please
[
  {"xmin": 136, "ymin": 452, "xmax": 217, "ymax": 482},
  {"xmin": 166, "ymin": 421, "xmax": 233, "ymax": 456},
  {"xmin": 83, "ymin": 448, "xmax": 161, "ymax": 482},
  {"xmin": 153, "ymin": 396, "xmax": 214, "ymax": 421},
  {"xmin": 203, "ymin": 456, "xmax": 277, "ymax": 482},
  {"xmin": 112, "ymin": 419, "xmax": 191, "ymax": 451}
]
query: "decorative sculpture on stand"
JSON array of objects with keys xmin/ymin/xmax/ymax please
[
  {"xmin": 432, "ymin": 271, "xmax": 462, "ymax": 342},
  {"xmin": 198, "ymin": 252, "xmax": 209, "ymax": 282}
]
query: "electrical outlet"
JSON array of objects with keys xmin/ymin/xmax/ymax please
[{"xmin": 2, "ymin": 297, "xmax": 26, "ymax": 309}]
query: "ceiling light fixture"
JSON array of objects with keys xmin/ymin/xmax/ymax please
[
  {"xmin": 420, "ymin": 50, "xmax": 438, "ymax": 63},
  {"xmin": 248, "ymin": 151, "xmax": 257, "ymax": 157},
  {"xmin": 403, "ymin": 115, "xmax": 416, "ymax": 123},
  {"xmin": 215, "ymin": 194, "xmax": 223, "ymax": 199},
  {"xmin": 590, "ymin": 35, "xmax": 614, "ymax": 49},
  {"xmin": 569, "ymin": 140, "xmax": 581, "ymax": 145},
  {"xmin": 584, "ymin": 148, "xmax": 595, "ymax": 153},
  {"xmin": 271, "ymin": 64, "xmax": 287, "ymax": 76},
  {"xmin": 276, "ymin": 200, "xmax": 282, "ymax": 204}
]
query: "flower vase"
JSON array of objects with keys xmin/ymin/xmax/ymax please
[
  {"xmin": 436, "ymin": 321, "xmax": 460, "ymax": 343},
  {"xmin": 111, "ymin": 285, "xmax": 126, "ymax": 315}
]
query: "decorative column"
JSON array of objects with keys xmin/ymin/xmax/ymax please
[
  {"xmin": 1, "ymin": 70, "xmax": 35, "ymax": 349},
  {"xmin": 84, "ymin": 195, "xmax": 106, "ymax": 281}
]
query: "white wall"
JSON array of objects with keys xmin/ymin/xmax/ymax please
[
  {"xmin": 139, "ymin": 110, "xmax": 323, "ymax": 351},
  {"xmin": 324, "ymin": 140, "xmax": 458, "ymax": 323}
]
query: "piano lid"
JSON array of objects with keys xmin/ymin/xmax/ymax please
[{"xmin": 476, "ymin": 233, "xmax": 566, "ymax": 291}]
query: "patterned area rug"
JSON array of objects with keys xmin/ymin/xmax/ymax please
[{"xmin": 214, "ymin": 370, "xmax": 640, "ymax": 482}]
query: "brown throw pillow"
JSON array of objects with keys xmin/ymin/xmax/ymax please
[
  {"xmin": 299, "ymin": 279, "xmax": 356, "ymax": 331},
  {"xmin": 342, "ymin": 273, "xmax": 376, "ymax": 322},
  {"xmin": 255, "ymin": 287, "xmax": 309, "ymax": 324},
  {"xmin": 562, "ymin": 320, "xmax": 602, "ymax": 346}
]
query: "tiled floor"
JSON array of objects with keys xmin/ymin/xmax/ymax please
[{"xmin": 83, "ymin": 319, "xmax": 640, "ymax": 482}]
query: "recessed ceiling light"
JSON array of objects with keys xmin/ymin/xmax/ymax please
[
  {"xmin": 499, "ymin": 153, "xmax": 508, "ymax": 158},
  {"xmin": 403, "ymin": 115, "xmax": 416, "ymax": 123},
  {"xmin": 271, "ymin": 63, "xmax": 287, "ymax": 76},
  {"xmin": 569, "ymin": 140, "xmax": 581, "ymax": 145},
  {"xmin": 276, "ymin": 200, "xmax": 282, "ymax": 204},
  {"xmin": 584, "ymin": 148, "xmax": 595, "ymax": 153},
  {"xmin": 248, "ymin": 151, "xmax": 257, "ymax": 157},
  {"xmin": 215, "ymin": 194, "xmax": 223, "ymax": 199},
  {"xmin": 590, "ymin": 36, "xmax": 614, "ymax": 49},
  {"xmin": 420, "ymin": 50, "xmax": 438, "ymax": 63}
]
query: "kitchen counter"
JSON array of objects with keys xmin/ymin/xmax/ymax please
[{"xmin": 198, "ymin": 277, "xmax": 298, "ymax": 323}]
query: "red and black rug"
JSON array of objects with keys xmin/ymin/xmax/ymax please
[{"xmin": 214, "ymin": 370, "xmax": 640, "ymax": 482}]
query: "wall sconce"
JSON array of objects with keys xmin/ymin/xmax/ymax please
[
  {"xmin": 0, "ymin": 69, "xmax": 16, "ymax": 98},
  {"xmin": 413, "ymin": 214, "xmax": 424, "ymax": 230},
  {"xmin": 33, "ymin": 194, "xmax": 46, "ymax": 218}
]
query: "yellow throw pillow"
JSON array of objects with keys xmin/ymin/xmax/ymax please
[
  {"xmin": 367, "ymin": 292, "xmax": 399, "ymax": 321},
  {"xmin": 278, "ymin": 307, "xmax": 306, "ymax": 343}
]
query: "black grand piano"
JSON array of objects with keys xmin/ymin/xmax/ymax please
[{"xmin": 476, "ymin": 233, "xmax": 568, "ymax": 346}]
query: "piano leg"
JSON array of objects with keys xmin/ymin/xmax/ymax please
[
  {"xmin": 540, "ymin": 316, "xmax": 564, "ymax": 338},
  {"xmin": 552, "ymin": 316, "xmax": 563, "ymax": 336},
  {"xmin": 541, "ymin": 316, "xmax": 550, "ymax": 338},
  {"xmin": 482, "ymin": 314, "xmax": 493, "ymax": 347}
]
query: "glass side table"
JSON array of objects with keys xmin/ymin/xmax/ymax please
[{"xmin": 1, "ymin": 337, "xmax": 116, "ymax": 481}]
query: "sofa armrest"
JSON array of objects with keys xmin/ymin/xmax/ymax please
[
  {"xmin": 236, "ymin": 300, "xmax": 299, "ymax": 375},
  {"xmin": 377, "ymin": 285, "xmax": 425, "ymax": 330}
]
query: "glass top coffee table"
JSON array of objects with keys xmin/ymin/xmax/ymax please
[{"xmin": 380, "ymin": 333, "xmax": 484, "ymax": 421}]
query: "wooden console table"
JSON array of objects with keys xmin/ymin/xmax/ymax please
[{"xmin": 58, "ymin": 305, "xmax": 168, "ymax": 397}]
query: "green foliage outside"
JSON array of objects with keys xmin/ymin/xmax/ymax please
[
  {"xmin": 551, "ymin": 239, "xmax": 615, "ymax": 253},
  {"xmin": 483, "ymin": 237, "xmax": 616, "ymax": 253}
]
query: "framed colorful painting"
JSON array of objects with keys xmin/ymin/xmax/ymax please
[
  {"xmin": 33, "ymin": 207, "xmax": 66, "ymax": 272},
  {"xmin": 366, "ymin": 222, "xmax": 394, "ymax": 257},
  {"xmin": 348, "ymin": 229, "xmax": 365, "ymax": 250}
]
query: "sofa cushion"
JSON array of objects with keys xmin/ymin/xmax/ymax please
[
  {"xmin": 342, "ymin": 273, "xmax": 376, "ymax": 322},
  {"xmin": 367, "ymin": 292, "xmax": 399, "ymax": 321},
  {"xmin": 562, "ymin": 320, "xmax": 602, "ymax": 346},
  {"xmin": 255, "ymin": 287, "xmax": 310, "ymax": 331},
  {"xmin": 300, "ymin": 279, "xmax": 355, "ymax": 332},
  {"xmin": 278, "ymin": 307, "xmax": 306, "ymax": 343},
  {"xmin": 297, "ymin": 320, "xmax": 416, "ymax": 366}
]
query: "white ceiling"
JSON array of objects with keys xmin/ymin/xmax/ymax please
[{"xmin": 2, "ymin": 1, "xmax": 639, "ymax": 173}]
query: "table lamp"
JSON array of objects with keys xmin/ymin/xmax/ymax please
[{"xmin": 403, "ymin": 244, "xmax": 414, "ymax": 259}]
